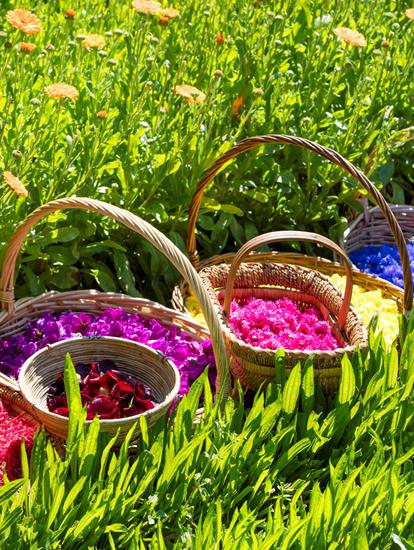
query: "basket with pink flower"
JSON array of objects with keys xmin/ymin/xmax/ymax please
[
  {"xmin": 198, "ymin": 230, "xmax": 367, "ymax": 394},
  {"xmin": 0, "ymin": 197, "xmax": 230, "ymax": 443}
]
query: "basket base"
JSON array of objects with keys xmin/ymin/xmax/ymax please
[{"xmin": 229, "ymin": 354, "xmax": 341, "ymax": 395}]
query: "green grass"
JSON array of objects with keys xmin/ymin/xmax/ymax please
[
  {"xmin": 1, "ymin": 320, "xmax": 414, "ymax": 548},
  {"xmin": 1, "ymin": 0, "xmax": 414, "ymax": 300}
]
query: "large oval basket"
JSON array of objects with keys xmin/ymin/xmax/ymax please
[
  {"xmin": 172, "ymin": 134, "xmax": 412, "ymax": 323},
  {"xmin": 0, "ymin": 198, "xmax": 230, "ymax": 440}
]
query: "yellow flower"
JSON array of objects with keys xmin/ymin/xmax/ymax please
[
  {"xmin": 175, "ymin": 84, "xmax": 206, "ymax": 104},
  {"xmin": 333, "ymin": 27, "xmax": 367, "ymax": 47},
  {"xmin": 329, "ymin": 274, "xmax": 399, "ymax": 347},
  {"xmin": 3, "ymin": 171, "xmax": 28, "ymax": 197},
  {"xmin": 406, "ymin": 8, "xmax": 414, "ymax": 20},
  {"xmin": 160, "ymin": 7, "xmax": 180, "ymax": 18},
  {"xmin": 6, "ymin": 9, "xmax": 41, "ymax": 35},
  {"xmin": 44, "ymin": 83, "xmax": 79, "ymax": 100},
  {"xmin": 131, "ymin": 0, "xmax": 162, "ymax": 14},
  {"xmin": 81, "ymin": 34, "xmax": 106, "ymax": 49}
]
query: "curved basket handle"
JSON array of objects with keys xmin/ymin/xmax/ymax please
[
  {"xmin": 187, "ymin": 134, "xmax": 413, "ymax": 312},
  {"xmin": 223, "ymin": 230, "xmax": 353, "ymax": 331},
  {"xmin": 0, "ymin": 198, "xmax": 230, "ymax": 399}
]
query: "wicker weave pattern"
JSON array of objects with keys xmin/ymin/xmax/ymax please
[
  {"xmin": 344, "ymin": 204, "xmax": 414, "ymax": 254},
  {"xmin": 18, "ymin": 337, "xmax": 180, "ymax": 441},
  {"xmin": 185, "ymin": 134, "xmax": 413, "ymax": 312},
  {"xmin": 198, "ymin": 231, "xmax": 367, "ymax": 392}
]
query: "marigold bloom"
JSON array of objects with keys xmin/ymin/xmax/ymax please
[
  {"xmin": 65, "ymin": 9, "xmax": 76, "ymax": 18},
  {"xmin": 19, "ymin": 42, "xmax": 36, "ymax": 53},
  {"xmin": 333, "ymin": 27, "xmax": 367, "ymax": 47},
  {"xmin": 3, "ymin": 171, "xmax": 28, "ymax": 197},
  {"xmin": 82, "ymin": 34, "xmax": 106, "ymax": 49},
  {"xmin": 382, "ymin": 39, "xmax": 390, "ymax": 48},
  {"xmin": 160, "ymin": 7, "xmax": 180, "ymax": 18},
  {"xmin": 131, "ymin": 0, "xmax": 162, "ymax": 14},
  {"xmin": 6, "ymin": 9, "xmax": 41, "ymax": 35},
  {"xmin": 175, "ymin": 84, "xmax": 206, "ymax": 104},
  {"xmin": 97, "ymin": 110, "xmax": 108, "ymax": 119},
  {"xmin": 406, "ymin": 8, "xmax": 414, "ymax": 20},
  {"xmin": 216, "ymin": 32, "xmax": 225, "ymax": 44},
  {"xmin": 159, "ymin": 16, "xmax": 170, "ymax": 25},
  {"xmin": 232, "ymin": 96, "xmax": 244, "ymax": 116},
  {"xmin": 44, "ymin": 83, "xmax": 79, "ymax": 100}
]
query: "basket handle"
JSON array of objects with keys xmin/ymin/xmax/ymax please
[
  {"xmin": 223, "ymin": 230, "xmax": 353, "ymax": 331},
  {"xmin": 0, "ymin": 197, "xmax": 230, "ymax": 399},
  {"xmin": 187, "ymin": 134, "xmax": 413, "ymax": 312}
]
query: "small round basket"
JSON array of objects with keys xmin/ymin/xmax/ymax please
[
  {"xmin": 172, "ymin": 134, "xmax": 413, "ymax": 320},
  {"xmin": 199, "ymin": 230, "xmax": 367, "ymax": 394},
  {"xmin": 18, "ymin": 337, "xmax": 180, "ymax": 441}
]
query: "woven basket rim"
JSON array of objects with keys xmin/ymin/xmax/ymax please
[
  {"xmin": 344, "ymin": 203, "xmax": 414, "ymax": 242},
  {"xmin": 18, "ymin": 336, "xmax": 181, "ymax": 427}
]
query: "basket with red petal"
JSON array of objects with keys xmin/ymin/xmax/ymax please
[
  {"xmin": 0, "ymin": 198, "xmax": 230, "ymax": 443},
  {"xmin": 18, "ymin": 336, "xmax": 180, "ymax": 441}
]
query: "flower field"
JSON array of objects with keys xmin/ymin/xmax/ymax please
[
  {"xmin": 1, "ymin": 0, "xmax": 414, "ymax": 548},
  {"xmin": 1, "ymin": 0, "xmax": 414, "ymax": 301}
]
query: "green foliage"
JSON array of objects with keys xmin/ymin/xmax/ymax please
[
  {"xmin": 1, "ymin": 0, "xmax": 414, "ymax": 300},
  {"xmin": 1, "ymin": 323, "xmax": 414, "ymax": 547}
]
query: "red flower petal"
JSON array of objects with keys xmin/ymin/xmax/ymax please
[{"xmin": 5, "ymin": 438, "xmax": 33, "ymax": 480}]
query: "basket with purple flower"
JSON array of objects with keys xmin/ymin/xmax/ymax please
[{"xmin": 0, "ymin": 198, "xmax": 230, "ymax": 440}]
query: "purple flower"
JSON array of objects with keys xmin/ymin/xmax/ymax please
[{"xmin": 0, "ymin": 308, "xmax": 216, "ymax": 398}]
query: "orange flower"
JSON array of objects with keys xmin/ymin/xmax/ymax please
[
  {"xmin": 44, "ymin": 83, "xmax": 79, "ymax": 100},
  {"xmin": 65, "ymin": 9, "xmax": 76, "ymax": 18},
  {"xmin": 333, "ymin": 27, "xmax": 367, "ymax": 47},
  {"xmin": 382, "ymin": 39, "xmax": 390, "ymax": 48},
  {"xmin": 81, "ymin": 34, "xmax": 106, "ymax": 49},
  {"xmin": 6, "ymin": 9, "xmax": 41, "ymax": 35},
  {"xmin": 97, "ymin": 110, "xmax": 108, "ymax": 119},
  {"xmin": 131, "ymin": 0, "xmax": 162, "ymax": 14},
  {"xmin": 19, "ymin": 42, "xmax": 36, "ymax": 52},
  {"xmin": 159, "ymin": 16, "xmax": 170, "ymax": 25},
  {"xmin": 232, "ymin": 96, "xmax": 244, "ymax": 116},
  {"xmin": 175, "ymin": 84, "xmax": 206, "ymax": 104},
  {"xmin": 216, "ymin": 32, "xmax": 225, "ymax": 44},
  {"xmin": 160, "ymin": 105, "xmax": 168, "ymax": 113},
  {"xmin": 406, "ymin": 8, "xmax": 414, "ymax": 20},
  {"xmin": 160, "ymin": 7, "xmax": 180, "ymax": 18},
  {"xmin": 3, "ymin": 171, "xmax": 28, "ymax": 197}
]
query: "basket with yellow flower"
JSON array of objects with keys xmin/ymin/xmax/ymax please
[{"xmin": 172, "ymin": 134, "xmax": 412, "ymax": 347}]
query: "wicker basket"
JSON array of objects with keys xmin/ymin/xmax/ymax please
[
  {"xmin": 18, "ymin": 337, "xmax": 180, "ymax": 441},
  {"xmin": 198, "ymin": 230, "xmax": 367, "ymax": 394},
  {"xmin": 172, "ymin": 134, "xmax": 413, "ymax": 319},
  {"xmin": 343, "ymin": 203, "xmax": 414, "ymax": 265},
  {"xmin": 0, "ymin": 197, "xmax": 230, "ymax": 437}
]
